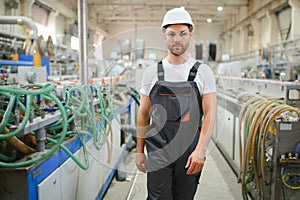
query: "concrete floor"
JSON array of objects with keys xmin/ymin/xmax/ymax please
[{"xmin": 104, "ymin": 142, "xmax": 243, "ymax": 200}]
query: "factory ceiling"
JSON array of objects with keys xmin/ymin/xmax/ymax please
[
  {"xmin": 37, "ymin": 0, "xmax": 249, "ymax": 27},
  {"xmin": 87, "ymin": 0, "xmax": 249, "ymax": 25}
]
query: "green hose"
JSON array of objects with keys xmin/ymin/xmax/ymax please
[
  {"xmin": 0, "ymin": 92, "xmax": 68, "ymax": 168},
  {"xmin": 0, "ymin": 149, "xmax": 17, "ymax": 161},
  {"xmin": 0, "ymin": 95, "xmax": 16, "ymax": 134},
  {"xmin": 0, "ymin": 95, "xmax": 33, "ymax": 140},
  {"xmin": 0, "ymin": 82, "xmax": 55, "ymax": 95},
  {"xmin": 46, "ymin": 136, "xmax": 89, "ymax": 170},
  {"xmin": 0, "ymin": 81, "xmax": 128, "ymax": 170}
]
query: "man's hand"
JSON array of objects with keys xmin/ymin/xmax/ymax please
[
  {"xmin": 185, "ymin": 150, "xmax": 205, "ymax": 175},
  {"xmin": 136, "ymin": 152, "xmax": 147, "ymax": 173}
]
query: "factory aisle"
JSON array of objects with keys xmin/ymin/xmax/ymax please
[{"xmin": 104, "ymin": 141, "xmax": 242, "ymax": 200}]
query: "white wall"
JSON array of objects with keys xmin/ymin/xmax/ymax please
[
  {"xmin": 193, "ymin": 23, "xmax": 223, "ymax": 61},
  {"xmin": 103, "ymin": 23, "xmax": 165, "ymax": 61},
  {"xmin": 55, "ymin": 14, "xmax": 67, "ymax": 45}
]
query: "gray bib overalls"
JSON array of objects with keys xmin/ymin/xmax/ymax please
[{"xmin": 145, "ymin": 61, "xmax": 203, "ymax": 200}]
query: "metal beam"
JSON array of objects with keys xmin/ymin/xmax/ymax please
[
  {"xmin": 102, "ymin": 18, "xmax": 223, "ymax": 25},
  {"xmin": 89, "ymin": 20, "xmax": 108, "ymax": 37},
  {"xmin": 88, "ymin": 0, "xmax": 248, "ymax": 7},
  {"xmin": 221, "ymin": 0, "xmax": 289, "ymax": 36},
  {"xmin": 38, "ymin": 0, "xmax": 76, "ymax": 19},
  {"xmin": 92, "ymin": 7, "xmax": 238, "ymax": 15},
  {"xmin": 103, "ymin": 15, "xmax": 225, "ymax": 21},
  {"xmin": 38, "ymin": 0, "xmax": 108, "ymax": 36}
]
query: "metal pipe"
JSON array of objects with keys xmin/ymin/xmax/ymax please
[
  {"xmin": 0, "ymin": 16, "xmax": 38, "ymax": 40},
  {"xmin": 0, "ymin": 30, "xmax": 26, "ymax": 41},
  {"xmin": 270, "ymin": 37, "xmax": 300, "ymax": 47},
  {"xmin": 78, "ymin": 0, "xmax": 89, "ymax": 85},
  {"xmin": 36, "ymin": 128, "xmax": 46, "ymax": 152},
  {"xmin": 96, "ymin": 137, "xmax": 133, "ymax": 200}
]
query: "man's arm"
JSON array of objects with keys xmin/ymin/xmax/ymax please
[
  {"xmin": 185, "ymin": 92, "xmax": 217, "ymax": 174},
  {"xmin": 136, "ymin": 94, "xmax": 151, "ymax": 172}
]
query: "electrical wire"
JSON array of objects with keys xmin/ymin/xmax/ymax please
[
  {"xmin": 287, "ymin": 176, "xmax": 300, "ymax": 185},
  {"xmin": 296, "ymin": 143, "xmax": 300, "ymax": 154},
  {"xmin": 281, "ymin": 167, "xmax": 287, "ymax": 200},
  {"xmin": 281, "ymin": 168, "xmax": 300, "ymax": 190}
]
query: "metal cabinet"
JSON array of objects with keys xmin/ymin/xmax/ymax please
[
  {"xmin": 216, "ymin": 106, "xmax": 234, "ymax": 159},
  {"xmin": 38, "ymin": 168, "xmax": 61, "ymax": 200}
]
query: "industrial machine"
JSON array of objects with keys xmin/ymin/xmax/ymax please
[
  {"xmin": 0, "ymin": 15, "xmax": 144, "ymax": 199},
  {"xmin": 0, "ymin": 26, "xmax": 140, "ymax": 199},
  {"xmin": 215, "ymin": 76, "xmax": 300, "ymax": 200},
  {"xmin": 237, "ymin": 86, "xmax": 300, "ymax": 200},
  {"xmin": 215, "ymin": 37, "xmax": 300, "ymax": 200},
  {"xmin": 0, "ymin": 74, "xmax": 139, "ymax": 200}
]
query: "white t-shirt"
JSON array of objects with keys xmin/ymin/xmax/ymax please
[{"xmin": 140, "ymin": 57, "xmax": 217, "ymax": 96}]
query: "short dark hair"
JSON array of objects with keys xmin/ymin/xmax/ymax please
[{"xmin": 162, "ymin": 23, "xmax": 193, "ymax": 33}]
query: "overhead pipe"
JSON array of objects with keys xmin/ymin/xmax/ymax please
[
  {"xmin": 0, "ymin": 16, "xmax": 38, "ymax": 54},
  {"xmin": 0, "ymin": 16, "xmax": 38, "ymax": 40}
]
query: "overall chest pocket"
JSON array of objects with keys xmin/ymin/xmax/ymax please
[{"xmin": 153, "ymin": 82, "xmax": 194, "ymax": 122}]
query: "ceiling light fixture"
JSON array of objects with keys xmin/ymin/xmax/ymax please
[
  {"xmin": 217, "ymin": 6, "xmax": 223, "ymax": 11},
  {"xmin": 207, "ymin": 18, "xmax": 212, "ymax": 23}
]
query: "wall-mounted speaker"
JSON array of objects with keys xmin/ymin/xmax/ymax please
[
  {"xmin": 209, "ymin": 42, "xmax": 216, "ymax": 61},
  {"xmin": 195, "ymin": 42, "xmax": 202, "ymax": 60}
]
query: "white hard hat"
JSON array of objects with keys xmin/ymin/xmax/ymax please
[{"xmin": 161, "ymin": 7, "xmax": 194, "ymax": 28}]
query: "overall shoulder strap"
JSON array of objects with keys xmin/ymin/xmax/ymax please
[
  {"xmin": 187, "ymin": 61, "xmax": 201, "ymax": 81},
  {"xmin": 157, "ymin": 60, "xmax": 164, "ymax": 81}
]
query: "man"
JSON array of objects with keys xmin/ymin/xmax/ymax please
[{"xmin": 136, "ymin": 7, "xmax": 217, "ymax": 200}]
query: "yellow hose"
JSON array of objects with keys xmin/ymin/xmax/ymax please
[
  {"xmin": 247, "ymin": 99, "xmax": 279, "ymax": 192},
  {"xmin": 23, "ymin": 26, "xmax": 31, "ymax": 55},
  {"xmin": 248, "ymin": 100, "xmax": 269, "ymax": 190},
  {"xmin": 102, "ymin": 115, "xmax": 113, "ymax": 163},
  {"xmin": 256, "ymin": 101, "xmax": 280, "ymax": 184},
  {"xmin": 239, "ymin": 97, "xmax": 263, "ymax": 195},
  {"xmin": 282, "ymin": 173, "xmax": 300, "ymax": 190},
  {"xmin": 3, "ymin": 126, "xmax": 36, "ymax": 154},
  {"xmin": 238, "ymin": 97, "xmax": 300, "ymax": 198},
  {"xmin": 238, "ymin": 97, "xmax": 262, "ymax": 171},
  {"xmin": 242, "ymin": 99, "xmax": 266, "ymax": 192}
]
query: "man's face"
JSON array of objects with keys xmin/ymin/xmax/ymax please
[{"xmin": 164, "ymin": 24, "xmax": 192, "ymax": 57}]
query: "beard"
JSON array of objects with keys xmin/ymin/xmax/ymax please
[{"xmin": 168, "ymin": 42, "xmax": 189, "ymax": 56}]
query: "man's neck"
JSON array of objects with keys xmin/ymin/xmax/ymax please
[{"xmin": 167, "ymin": 53, "xmax": 189, "ymax": 65}]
